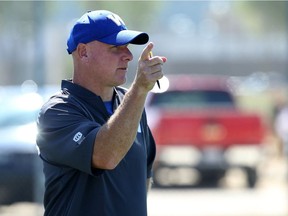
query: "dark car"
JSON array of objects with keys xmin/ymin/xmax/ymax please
[{"xmin": 0, "ymin": 85, "xmax": 56, "ymax": 204}]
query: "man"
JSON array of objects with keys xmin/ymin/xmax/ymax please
[{"xmin": 36, "ymin": 10, "xmax": 166, "ymax": 216}]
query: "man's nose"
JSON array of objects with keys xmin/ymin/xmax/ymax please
[{"xmin": 123, "ymin": 47, "xmax": 133, "ymax": 61}]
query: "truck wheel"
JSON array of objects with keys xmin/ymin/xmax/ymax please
[
  {"xmin": 245, "ymin": 167, "xmax": 257, "ymax": 188},
  {"xmin": 200, "ymin": 171, "xmax": 225, "ymax": 187}
]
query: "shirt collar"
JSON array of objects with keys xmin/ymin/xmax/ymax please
[{"xmin": 61, "ymin": 79, "xmax": 126, "ymax": 111}]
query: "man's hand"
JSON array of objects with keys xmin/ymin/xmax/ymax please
[{"xmin": 135, "ymin": 42, "xmax": 167, "ymax": 92}]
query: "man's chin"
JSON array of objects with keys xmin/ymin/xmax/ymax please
[{"xmin": 114, "ymin": 78, "xmax": 126, "ymax": 87}]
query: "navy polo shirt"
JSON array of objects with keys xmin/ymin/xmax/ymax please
[{"xmin": 36, "ymin": 80, "xmax": 156, "ymax": 216}]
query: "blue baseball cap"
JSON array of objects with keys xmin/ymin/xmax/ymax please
[{"xmin": 67, "ymin": 10, "xmax": 149, "ymax": 54}]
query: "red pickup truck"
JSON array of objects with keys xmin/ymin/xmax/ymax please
[{"xmin": 146, "ymin": 74, "xmax": 266, "ymax": 188}]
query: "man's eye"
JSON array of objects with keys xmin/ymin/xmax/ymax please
[
  {"xmin": 111, "ymin": 46, "xmax": 120, "ymax": 50},
  {"xmin": 110, "ymin": 45, "xmax": 129, "ymax": 53}
]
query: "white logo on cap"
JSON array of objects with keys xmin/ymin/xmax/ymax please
[{"xmin": 107, "ymin": 14, "xmax": 124, "ymax": 26}]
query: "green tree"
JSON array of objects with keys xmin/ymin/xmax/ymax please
[{"xmin": 234, "ymin": 1, "xmax": 288, "ymax": 33}]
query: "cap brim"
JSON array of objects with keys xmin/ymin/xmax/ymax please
[{"xmin": 98, "ymin": 30, "xmax": 149, "ymax": 46}]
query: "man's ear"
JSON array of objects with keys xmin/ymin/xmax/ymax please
[{"xmin": 76, "ymin": 43, "xmax": 88, "ymax": 58}]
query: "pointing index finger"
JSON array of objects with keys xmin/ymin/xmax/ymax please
[{"xmin": 140, "ymin": 42, "xmax": 154, "ymax": 61}]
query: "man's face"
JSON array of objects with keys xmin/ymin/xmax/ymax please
[{"xmin": 85, "ymin": 41, "xmax": 133, "ymax": 87}]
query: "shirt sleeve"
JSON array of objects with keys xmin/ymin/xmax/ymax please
[{"xmin": 36, "ymin": 97, "xmax": 101, "ymax": 176}]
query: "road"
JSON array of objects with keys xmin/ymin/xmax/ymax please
[
  {"xmin": 148, "ymin": 157, "xmax": 288, "ymax": 216},
  {"xmin": 0, "ymin": 157, "xmax": 287, "ymax": 216},
  {"xmin": 148, "ymin": 187, "xmax": 287, "ymax": 216}
]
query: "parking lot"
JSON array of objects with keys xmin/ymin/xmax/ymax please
[{"xmin": 0, "ymin": 85, "xmax": 287, "ymax": 216}]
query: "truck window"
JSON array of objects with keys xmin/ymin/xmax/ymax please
[{"xmin": 150, "ymin": 90, "xmax": 235, "ymax": 109}]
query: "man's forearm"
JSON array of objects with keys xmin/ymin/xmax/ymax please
[{"xmin": 92, "ymin": 84, "xmax": 148, "ymax": 169}]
